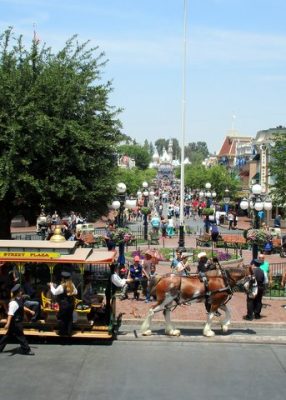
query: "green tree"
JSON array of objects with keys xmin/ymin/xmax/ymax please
[
  {"xmin": 154, "ymin": 139, "xmax": 168, "ymax": 156},
  {"xmin": 171, "ymin": 138, "xmax": 181, "ymax": 161},
  {"xmin": 117, "ymin": 144, "xmax": 151, "ymax": 170},
  {"xmin": 116, "ymin": 167, "xmax": 157, "ymax": 196},
  {"xmin": 185, "ymin": 141, "xmax": 209, "ymax": 165},
  {"xmin": 0, "ymin": 28, "xmax": 123, "ymax": 238},
  {"xmin": 269, "ymin": 134, "xmax": 286, "ymax": 205},
  {"xmin": 178, "ymin": 164, "xmax": 239, "ymax": 200}
]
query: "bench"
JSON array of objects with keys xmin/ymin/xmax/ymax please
[{"xmin": 196, "ymin": 234, "xmax": 212, "ymax": 247}]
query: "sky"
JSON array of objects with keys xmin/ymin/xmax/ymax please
[{"xmin": 1, "ymin": 0, "xmax": 286, "ymax": 154}]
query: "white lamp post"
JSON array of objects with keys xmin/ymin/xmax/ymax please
[{"xmin": 239, "ymin": 183, "xmax": 272, "ymax": 259}]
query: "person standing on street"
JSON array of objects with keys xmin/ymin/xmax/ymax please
[
  {"xmin": 128, "ymin": 256, "xmax": 143, "ymax": 300},
  {"xmin": 228, "ymin": 211, "xmax": 234, "ymax": 230},
  {"xmin": 258, "ymin": 253, "xmax": 270, "ymax": 288},
  {"xmin": 0, "ymin": 284, "xmax": 35, "ymax": 355},
  {"xmin": 170, "ymin": 249, "xmax": 182, "ymax": 272},
  {"xmin": 174, "ymin": 253, "xmax": 191, "ymax": 276},
  {"xmin": 243, "ymin": 260, "xmax": 265, "ymax": 320}
]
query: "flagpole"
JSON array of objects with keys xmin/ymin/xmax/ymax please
[{"xmin": 178, "ymin": 0, "xmax": 188, "ymax": 251}]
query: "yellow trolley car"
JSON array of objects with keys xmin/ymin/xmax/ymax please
[{"xmin": 0, "ymin": 240, "xmax": 117, "ymax": 341}]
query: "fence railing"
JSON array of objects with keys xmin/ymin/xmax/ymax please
[{"xmin": 265, "ymin": 262, "xmax": 286, "ymax": 298}]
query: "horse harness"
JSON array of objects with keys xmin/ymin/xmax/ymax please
[{"xmin": 171, "ymin": 267, "xmax": 233, "ymax": 310}]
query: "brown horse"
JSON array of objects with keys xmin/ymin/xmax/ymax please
[{"xmin": 141, "ymin": 266, "xmax": 253, "ymax": 337}]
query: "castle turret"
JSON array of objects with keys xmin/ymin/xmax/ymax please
[{"xmin": 168, "ymin": 139, "xmax": 173, "ymax": 162}]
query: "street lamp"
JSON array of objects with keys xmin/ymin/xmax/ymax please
[
  {"xmin": 111, "ymin": 182, "xmax": 131, "ymax": 266},
  {"xmin": 204, "ymin": 182, "xmax": 216, "ymax": 208},
  {"xmin": 112, "ymin": 182, "xmax": 127, "ymax": 227},
  {"xmin": 142, "ymin": 181, "xmax": 149, "ymax": 241},
  {"xmin": 240, "ymin": 183, "xmax": 272, "ymax": 260}
]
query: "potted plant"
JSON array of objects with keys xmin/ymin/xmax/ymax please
[
  {"xmin": 140, "ymin": 206, "xmax": 151, "ymax": 215},
  {"xmin": 245, "ymin": 228, "xmax": 272, "ymax": 245},
  {"xmin": 202, "ymin": 208, "xmax": 214, "ymax": 216}
]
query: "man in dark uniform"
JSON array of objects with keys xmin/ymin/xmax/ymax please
[
  {"xmin": 243, "ymin": 260, "xmax": 265, "ymax": 320},
  {"xmin": 0, "ymin": 284, "xmax": 35, "ymax": 355},
  {"xmin": 197, "ymin": 252, "xmax": 220, "ymax": 316}
]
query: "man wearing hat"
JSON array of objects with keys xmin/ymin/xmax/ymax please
[
  {"xmin": 243, "ymin": 259, "xmax": 265, "ymax": 320},
  {"xmin": 0, "ymin": 284, "xmax": 35, "ymax": 355},
  {"xmin": 197, "ymin": 252, "xmax": 209, "ymax": 274},
  {"xmin": 127, "ymin": 256, "xmax": 143, "ymax": 300},
  {"xmin": 49, "ymin": 271, "xmax": 77, "ymax": 336},
  {"xmin": 197, "ymin": 252, "xmax": 220, "ymax": 315}
]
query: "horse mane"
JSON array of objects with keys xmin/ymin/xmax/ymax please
[{"xmin": 223, "ymin": 265, "xmax": 247, "ymax": 274}]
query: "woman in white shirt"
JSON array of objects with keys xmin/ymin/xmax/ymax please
[{"xmin": 49, "ymin": 271, "xmax": 77, "ymax": 336}]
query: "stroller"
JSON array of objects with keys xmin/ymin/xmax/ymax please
[{"xmin": 281, "ymin": 235, "xmax": 286, "ymax": 258}]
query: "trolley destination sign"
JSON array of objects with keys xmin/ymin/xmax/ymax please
[{"xmin": 0, "ymin": 251, "xmax": 60, "ymax": 259}]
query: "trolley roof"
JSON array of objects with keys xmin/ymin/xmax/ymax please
[{"xmin": 0, "ymin": 240, "xmax": 116, "ymax": 264}]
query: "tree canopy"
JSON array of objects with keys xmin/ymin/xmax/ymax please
[
  {"xmin": 176, "ymin": 164, "xmax": 240, "ymax": 200},
  {"xmin": 185, "ymin": 141, "xmax": 209, "ymax": 165},
  {"xmin": 0, "ymin": 28, "xmax": 123, "ymax": 238},
  {"xmin": 117, "ymin": 143, "xmax": 151, "ymax": 170},
  {"xmin": 115, "ymin": 167, "xmax": 157, "ymax": 196},
  {"xmin": 269, "ymin": 134, "xmax": 286, "ymax": 205}
]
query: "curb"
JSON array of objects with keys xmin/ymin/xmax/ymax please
[
  {"xmin": 116, "ymin": 333, "xmax": 286, "ymax": 345},
  {"xmin": 117, "ymin": 322, "xmax": 286, "ymax": 345},
  {"xmin": 120, "ymin": 319, "xmax": 286, "ymax": 330}
]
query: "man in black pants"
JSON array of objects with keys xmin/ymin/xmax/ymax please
[
  {"xmin": 197, "ymin": 252, "xmax": 221, "ymax": 316},
  {"xmin": 0, "ymin": 284, "xmax": 35, "ymax": 355},
  {"xmin": 243, "ymin": 260, "xmax": 265, "ymax": 321}
]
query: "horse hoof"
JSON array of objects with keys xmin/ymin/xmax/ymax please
[
  {"xmin": 142, "ymin": 330, "xmax": 152, "ymax": 336},
  {"xmin": 166, "ymin": 329, "xmax": 181, "ymax": 336},
  {"xmin": 203, "ymin": 329, "xmax": 215, "ymax": 337},
  {"xmin": 222, "ymin": 325, "xmax": 229, "ymax": 333}
]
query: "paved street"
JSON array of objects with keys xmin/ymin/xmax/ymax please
[{"xmin": 0, "ymin": 341, "xmax": 285, "ymax": 400}]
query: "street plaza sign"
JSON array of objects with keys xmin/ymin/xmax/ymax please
[{"xmin": 0, "ymin": 251, "xmax": 60, "ymax": 260}]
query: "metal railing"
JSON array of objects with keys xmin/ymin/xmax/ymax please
[{"xmin": 266, "ymin": 262, "xmax": 286, "ymax": 298}]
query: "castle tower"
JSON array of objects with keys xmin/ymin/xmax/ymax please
[{"xmin": 168, "ymin": 139, "xmax": 173, "ymax": 162}]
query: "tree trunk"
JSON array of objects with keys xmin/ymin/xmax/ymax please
[{"xmin": 0, "ymin": 205, "xmax": 12, "ymax": 239}]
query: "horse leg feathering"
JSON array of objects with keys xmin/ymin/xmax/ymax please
[
  {"xmin": 203, "ymin": 312, "xmax": 216, "ymax": 337},
  {"xmin": 141, "ymin": 308, "xmax": 155, "ymax": 336},
  {"xmin": 220, "ymin": 304, "xmax": 231, "ymax": 333},
  {"xmin": 164, "ymin": 308, "xmax": 180, "ymax": 336},
  {"xmin": 141, "ymin": 293, "xmax": 177, "ymax": 336}
]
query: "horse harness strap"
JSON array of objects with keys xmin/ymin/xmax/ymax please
[{"xmin": 205, "ymin": 286, "xmax": 232, "ymax": 297}]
